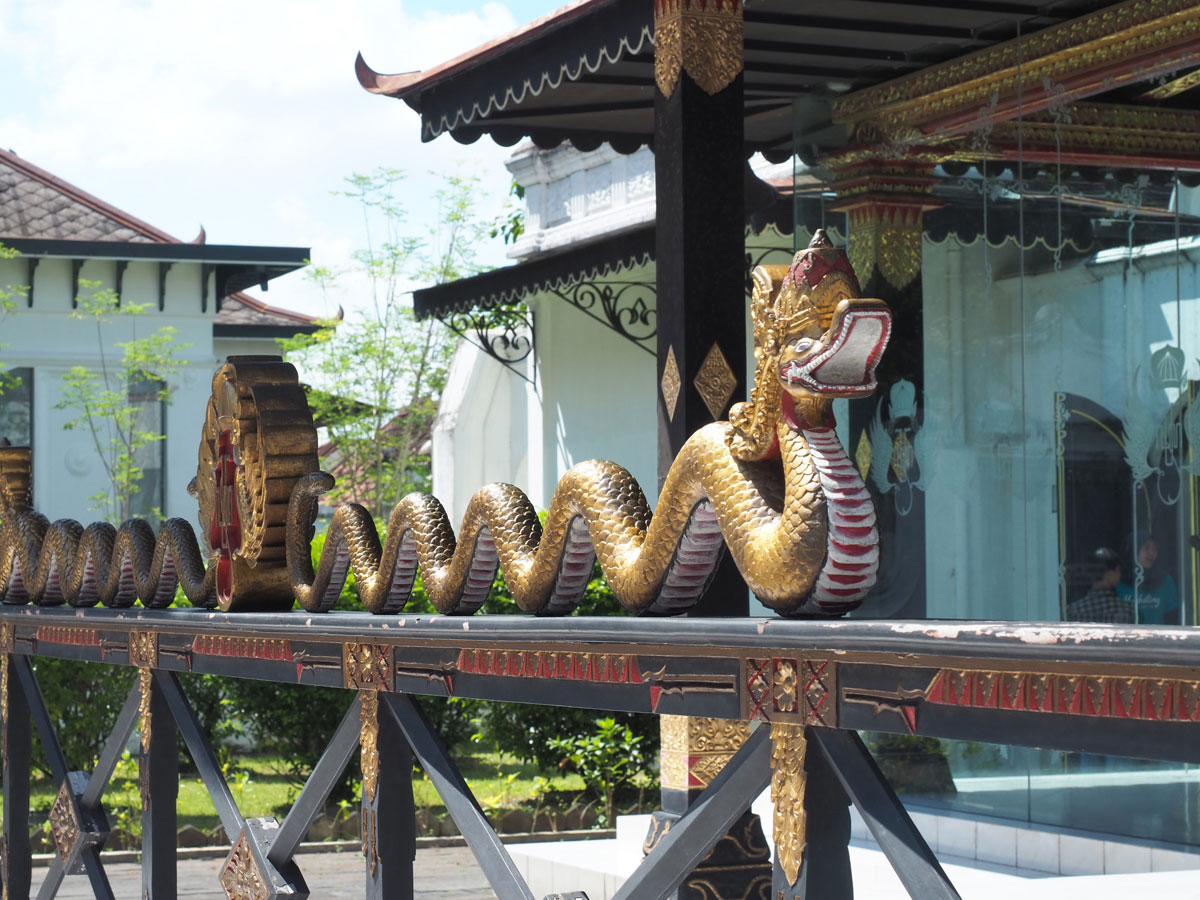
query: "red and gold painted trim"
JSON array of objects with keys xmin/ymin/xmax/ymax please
[
  {"xmin": 35, "ymin": 627, "xmax": 100, "ymax": 647},
  {"xmin": 745, "ymin": 657, "xmax": 836, "ymax": 726},
  {"xmin": 192, "ymin": 635, "xmax": 293, "ymax": 661},
  {"xmin": 456, "ymin": 648, "xmax": 641, "ymax": 684},
  {"xmin": 925, "ymin": 669, "xmax": 1200, "ymax": 723}
]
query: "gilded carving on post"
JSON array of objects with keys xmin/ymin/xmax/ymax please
[
  {"xmin": 660, "ymin": 715, "xmax": 752, "ymax": 791},
  {"xmin": 654, "ymin": 0, "xmax": 743, "ymax": 98},
  {"xmin": 138, "ymin": 668, "xmax": 152, "ymax": 810},
  {"xmin": 128, "ymin": 630, "xmax": 157, "ymax": 669},
  {"xmin": 360, "ymin": 692, "xmax": 380, "ymax": 803},
  {"xmin": 746, "ymin": 657, "xmax": 837, "ymax": 726},
  {"xmin": 694, "ymin": 342, "xmax": 738, "ymax": 421},
  {"xmin": 48, "ymin": 782, "xmax": 81, "ymax": 866},
  {"xmin": 770, "ymin": 723, "xmax": 807, "ymax": 886},
  {"xmin": 344, "ymin": 643, "xmax": 393, "ymax": 691},
  {"xmin": 830, "ymin": 163, "xmax": 939, "ymax": 293},
  {"xmin": 662, "ymin": 345, "xmax": 682, "ymax": 422},
  {"xmin": 220, "ymin": 832, "xmax": 269, "ymax": 900}
]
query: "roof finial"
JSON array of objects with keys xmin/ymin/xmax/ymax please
[{"xmin": 809, "ymin": 228, "xmax": 833, "ymax": 249}]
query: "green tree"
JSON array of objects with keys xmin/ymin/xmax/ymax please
[
  {"xmin": 57, "ymin": 280, "xmax": 190, "ymax": 522},
  {"xmin": 0, "ymin": 243, "xmax": 30, "ymax": 408},
  {"xmin": 279, "ymin": 169, "xmax": 491, "ymax": 521}
]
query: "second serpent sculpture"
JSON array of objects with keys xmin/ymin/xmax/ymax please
[
  {"xmin": 0, "ymin": 231, "xmax": 890, "ymax": 618},
  {"xmin": 290, "ymin": 230, "xmax": 891, "ymax": 617}
]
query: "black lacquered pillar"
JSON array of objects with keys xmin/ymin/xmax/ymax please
[
  {"xmin": 1, "ymin": 626, "xmax": 31, "ymax": 900},
  {"xmin": 650, "ymin": 4, "xmax": 771, "ymax": 898},
  {"xmin": 653, "ymin": 0, "xmax": 749, "ymax": 618}
]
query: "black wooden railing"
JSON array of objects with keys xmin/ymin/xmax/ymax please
[{"xmin": 2, "ymin": 606, "xmax": 1198, "ymax": 900}]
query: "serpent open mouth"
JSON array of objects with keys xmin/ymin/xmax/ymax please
[{"xmin": 779, "ymin": 302, "xmax": 892, "ymax": 399}]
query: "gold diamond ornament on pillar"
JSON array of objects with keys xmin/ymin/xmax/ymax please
[
  {"xmin": 694, "ymin": 342, "xmax": 738, "ymax": 420},
  {"xmin": 661, "ymin": 345, "xmax": 682, "ymax": 421}
]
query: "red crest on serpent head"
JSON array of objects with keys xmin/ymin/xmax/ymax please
[{"xmin": 788, "ymin": 228, "xmax": 861, "ymax": 291}]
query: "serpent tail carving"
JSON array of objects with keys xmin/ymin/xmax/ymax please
[
  {"xmin": 0, "ymin": 447, "xmax": 214, "ymax": 607},
  {"xmin": 290, "ymin": 231, "xmax": 892, "ymax": 617},
  {"xmin": 0, "ymin": 358, "xmax": 320, "ymax": 612}
]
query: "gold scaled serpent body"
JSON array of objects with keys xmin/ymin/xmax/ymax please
[
  {"xmin": 0, "ymin": 232, "xmax": 890, "ymax": 618},
  {"xmin": 289, "ymin": 230, "xmax": 892, "ymax": 617}
]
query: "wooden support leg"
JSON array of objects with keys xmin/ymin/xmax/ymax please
[
  {"xmin": 140, "ymin": 669, "xmax": 177, "ymax": 900},
  {"xmin": 361, "ymin": 691, "xmax": 416, "ymax": 900},
  {"xmin": 3, "ymin": 651, "xmax": 32, "ymax": 900}
]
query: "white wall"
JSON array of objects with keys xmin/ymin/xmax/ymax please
[
  {"xmin": 432, "ymin": 338, "xmax": 533, "ymax": 527},
  {"xmin": 0, "ymin": 255, "xmax": 223, "ymax": 524}
]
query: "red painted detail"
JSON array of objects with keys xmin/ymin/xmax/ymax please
[
  {"xmin": 650, "ymin": 686, "xmax": 662, "ymax": 712},
  {"xmin": 210, "ymin": 429, "xmax": 242, "ymax": 607},
  {"xmin": 457, "ymin": 649, "xmax": 473, "ymax": 673},
  {"xmin": 508, "ymin": 654, "xmax": 522, "ymax": 677},
  {"xmin": 476, "ymin": 650, "xmax": 490, "ymax": 675},
  {"xmin": 36, "ymin": 627, "xmax": 100, "ymax": 646},
  {"xmin": 445, "ymin": 675, "xmax": 454, "ymax": 697},
  {"xmin": 629, "ymin": 657, "xmax": 642, "ymax": 684},
  {"xmin": 829, "ymin": 541, "xmax": 875, "ymax": 557},
  {"xmin": 191, "ymin": 636, "xmax": 293, "ymax": 661},
  {"xmin": 900, "ymin": 706, "xmax": 918, "ymax": 734},
  {"xmin": 824, "ymin": 573, "xmax": 869, "ymax": 585},
  {"xmin": 925, "ymin": 672, "xmax": 947, "ymax": 704},
  {"xmin": 747, "ymin": 659, "xmax": 771, "ymax": 719},
  {"xmin": 296, "ymin": 663, "xmax": 303, "ymax": 682}
]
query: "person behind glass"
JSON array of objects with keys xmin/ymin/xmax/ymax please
[
  {"xmin": 1067, "ymin": 547, "xmax": 1133, "ymax": 623},
  {"xmin": 1118, "ymin": 535, "xmax": 1180, "ymax": 625}
]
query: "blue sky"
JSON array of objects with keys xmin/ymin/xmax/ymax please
[{"xmin": 0, "ymin": 0, "xmax": 565, "ymax": 316}]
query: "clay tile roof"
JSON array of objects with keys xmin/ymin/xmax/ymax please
[
  {"xmin": 0, "ymin": 147, "xmax": 177, "ymax": 243},
  {"xmin": 214, "ymin": 292, "xmax": 331, "ymax": 330},
  {"xmin": 0, "ymin": 147, "xmax": 324, "ymax": 331}
]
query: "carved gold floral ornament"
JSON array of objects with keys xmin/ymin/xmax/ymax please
[{"xmin": 654, "ymin": 0, "xmax": 743, "ymax": 98}]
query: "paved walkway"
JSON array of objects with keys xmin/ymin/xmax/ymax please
[{"xmin": 31, "ymin": 846, "xmax": 496, "ymax": 899}]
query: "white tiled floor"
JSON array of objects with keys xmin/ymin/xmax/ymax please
[{"xmin": 508, "ymin": 809, "xmax": 1200, "ymax": 900}]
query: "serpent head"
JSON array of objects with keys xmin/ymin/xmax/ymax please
[
  {"xmin": 730, "ymin": 230, "xmax": 892, "ymax": 455},
  {"xmin": 775, "ymin": 230, "xmax": 892, "ymax": 412}
]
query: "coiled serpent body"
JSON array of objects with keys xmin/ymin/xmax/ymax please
[
  {"xmin": 291, "ymin": 232, "xmax": 891, "ymax": 618},
  {"xmin": 0, "ymin": 509, "xmax": 215, "ymax": 608},
  {"xmin": 0, "ymin": 233, "xmax": 890, "ymax": 618}
]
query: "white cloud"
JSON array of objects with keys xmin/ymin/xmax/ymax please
[{"xmin": 1, "ymin": 0, "xmax": 528, "ymax": 316}]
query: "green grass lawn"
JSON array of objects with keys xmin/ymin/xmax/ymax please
[{"xmin": 27, "ymin": 752, "xmax": 589, "ymax": 836}]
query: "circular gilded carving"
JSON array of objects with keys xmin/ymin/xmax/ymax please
[{"xmin": 193, "ymin": 357, "xmax": 318, "ymax": 611}]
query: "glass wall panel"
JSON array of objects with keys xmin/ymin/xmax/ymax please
[{"xmin": 794, "ymin": 96, "xmax": 1200, "ymax": 846}]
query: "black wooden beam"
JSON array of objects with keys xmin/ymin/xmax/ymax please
[
  {"xmin": 3, "ymin": 654, "xmax": 32, "ymax": 900},
  {"xmin": 24, "ymin": 257, "xmax": 37, "ymax": 308},
  {"xmin": 382, "ymin": 693, "xmax": 532, "ymax": 900},
  {"xmin": 654, "ymin": 13, "xmax": 748, "ymax": 618},
  {"xmin": 268, "ymin": 696, "xmax": 363, "ymax": 867},
  {"xmin": 611, "ymin": 728, "xmax": 771, "ymax": 900},
  {"xmin": 141, "ymin": 672, "xmax": 177, "ymax": 900},
  {"xmin": 813, "ymin": 728, "xmax": 962, "ymax": 900}
]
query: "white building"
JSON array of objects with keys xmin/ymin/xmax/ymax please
[
  {"xmin": 0, "ymin": 147, "xmax": 319, "ymax": 522},
  {"xmin": 425, "ymin": 142, "xmax": 794, "ymax": 526}
]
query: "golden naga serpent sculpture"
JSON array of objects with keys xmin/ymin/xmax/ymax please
[{"xmin": 0, "ymin": 231, "xmax": 891, "ymax": 618}]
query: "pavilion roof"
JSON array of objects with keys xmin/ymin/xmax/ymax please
[{"xmin": 357, "ymin": 0, "xmax": 1119, "ymax": 161}]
